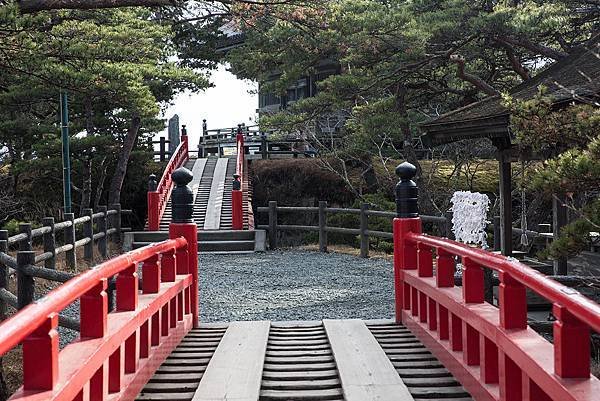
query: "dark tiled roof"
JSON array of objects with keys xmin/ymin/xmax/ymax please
[{"xmin": 421, "ymin": 36, "xmax": 600, "ymax": 144}]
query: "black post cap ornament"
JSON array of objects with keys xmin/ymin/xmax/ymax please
[
  {"xmin": 148, "ymin": 174, "xmax": 158, "ymax": 192},
  {"xmin": 171, "ymin": 167, "xmax": 194, "ymax": 224},
  {"xmin": 395, "ymin": 162, "xmax": 419, "ymax": 218}
]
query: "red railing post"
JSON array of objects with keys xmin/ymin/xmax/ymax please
[
  {"xmin": 393, "ymin": 162, "xmax": 421, "ymax": 323},
  {"xmin": 169, "ymin": 167, "xmax": 199, "ymax": 328},
  {"xmin": 232, "ymin": 125, "xmax": 245, "ymax": 230},
  {"xmin": 462, "ymin": 257, "xmax": 484, "ymax": 303},
  {"xmin": 80, "ymin": 279, "xmax": 108, "ymax": 338},
  {"xmin": 161, "ymin": 249, "xmax": 176, "ymax": 282},
  {"xmin": 116, "ymin": 263, "xmax": 138, "ymax": 311},
  {"xmin": 553, "ymin": 304, "xmax": 591, "ymax": 378},
  {"xmin": 23, "ymin": 313, "xmax": 58, "ymax": 391},
  {"xmin": 499, "ymin": 271, "xmax": 527, "ymax": 329},
  {"xmin": 142, "ymin": 254, "xmax": 160, "ymax": 294},
  {"xmin": 436, "ymin": 248, "xmax": 454, "ymax": 288}
]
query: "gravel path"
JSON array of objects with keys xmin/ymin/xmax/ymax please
[{"xmin": 199, "ymin": 250, "xmax": 395, "ymax": 322}]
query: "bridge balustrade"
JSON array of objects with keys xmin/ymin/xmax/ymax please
[
  {"xmin": 0, "ymin": 202, "xmax": 199, "ymax": 401},
  {"xmin": 231, "ymin": 126, "xmax": 245, "ymax": 230},
  {"xmin": 393, "ymin": 162, "xmax": 600, "ymax": 401},
  {"xmin": 147, "ymin": 127, "xmax": 189, "ymax": 231}
]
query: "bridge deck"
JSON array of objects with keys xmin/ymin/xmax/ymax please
[{"xmin": 136, "ymin": 319, "xmax": 472, "ymax": 401}]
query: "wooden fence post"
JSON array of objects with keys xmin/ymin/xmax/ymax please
[
  {"xmin": 83, "ymin": 208, "xmax": 94, "ymax": 262},
  {"xmin": 42, "ymin": 217, "xmax": 56, "ymax": 269},
  {"xmin": 159, "ymin": 136, "xmax": 167, "ymax": 162},
  {"xmin": 360, "ymin": 203, "xmax": 369, "ymax": 258},
  {"xmin": 261, "ymin": 135, "xmax": 268, "ymax": 160},
  {"xmin": 19, "ymin": 223, "xmax": 32, "ymax": 252},
  {"xmin": 99, "ymin": 206, "xmax": 108, "ymax": 258},
  {"xmin": 493, "ymin": 216, "xmax": 501, "ymax": 251},
  {"xmin": 0, "ymin": 230, "xmax": 8, "ymax": 320},
  {"xmin": 64, "ymin": 213, "xmax": 76, "ymax": 268},
  {"xmin": 17, "ymin": 251, "xmax": 35, "ymax": 309},
  {"xmin": 268, "ymin": 201, "xmax": 278, "ymax": 249},
  {"xmin": 110, "ymin": 203, "xmax": 122, "ymax": 243},
  {"xmin": 319, "ymin": 201, "xmax": 328, "ymax": 253}
]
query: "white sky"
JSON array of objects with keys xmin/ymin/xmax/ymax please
[{"xmin": 158, "ymin": 63, "xmax": 258, "ymax": 148}]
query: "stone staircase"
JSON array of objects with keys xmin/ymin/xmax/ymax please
[{"xmin": 124, "ymin": 230, "xmax": 266, "ymax": 254}]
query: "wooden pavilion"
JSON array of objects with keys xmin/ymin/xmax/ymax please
[{"xmin": 420, "ymin": 36, "xmax": 600, "ymax": 274}]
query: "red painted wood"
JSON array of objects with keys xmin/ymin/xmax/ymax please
[
  {"xmin": 175, "ymin": 248, "xmax": 189, "ymax": 275},
  {"xmin": 393, "ymin": 217, "xmax": 421, "ymax": 323},
  {"xmin": 161, "ymin": 304, "xmax": 169, "ymax": 336},
  {"xmin": 142, "ymin": 255, "xmax": 160, "ymax": 294},
  {"xmin": 151, "ymin": 311, "xmax": 160, "ymax": 347},
  {"xmin": 23, "ymin": 313, "xmax": 59, "ymax": 391},
  {"xmin": 411, "ymin": 287, "xmax": 419, "ymax": 317},
  {"xmin": 480, "ymin": 335, "xmax": 499, "ymax": 384},
  {"xmin": 428, "ymin": 298, "xmax": 437, "ymax": 331},
  {"xmin": 438, "ymin": 304, "xmax": 449, "ymax": 340},
  {"xmin": 89, "ymin": 364, "xmax": 106, "ymax": 401},
  {"xmin": 116, "ymin": 264, "xmax": 138, "ymax": 312},
  {"xmin": 232, "ymin": 189, "xmax": 244, "ymax": 230},
  {"xmin": 417, "ymin": 242, "xmax": 433, "ymax": 277},
  {"xmin": 450, "ymin": 313, "xmax": 463, "ymax": 352},
  {"xmin": 462, "ymin": 322, "xmax": 480, "ymax": 366},
  {"xmin": 553, "ymin": 304, "xmax": 591, "ymax": 378},
  {"xmin": 436, "ymin": 248, "xmax": 454, "ymax": 288},
  {"xmin": 139, "ymin": 321, "xmax": 150, "ymax": 359},
  {"xmin": 124, "ymin": 332, "xmax": 138, "ymax": 374},
  {"xmin": 419, "ymin": 291, "xmax": 428, "ymax": 323},
  {"xmin": 146, "ymin": 136, "xmax": 189, "ymax": 231},
  {"xmin": 81, "ymin": 279, "xmax": 108, "ymax": 338},
  {"xmin": 169, "ymin": 223, "xmax": 199, "ymax": 328},
  {"xmin": 177, "ymin": 292, "xmax": 184, "ymax": 321},
  {"xmin": 499, "ymin": 272, "xmax": 527, "ymax": 330},
  {"xmin": 161, "ymin": 249, "xmax": 176, "ymax": 283},
  {"xmin": 462, "ymin": 257, "xmax": 484, "ymax": 303},
  {"xmin": 523, "ymin": 375, "xmax": 552, "ymax": 401},
  {"xmin": 108, "ymin": 346, "xmax": 123, "ymax": 393},
  {"xmin": 169, "ymin": 297, "xmax": 177, "ymax": 328},
  {"xmin": 499, "ymin": 351, "xmax": 522, "ymax": 401}
]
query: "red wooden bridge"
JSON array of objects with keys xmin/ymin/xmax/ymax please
[{"xmin": 0, "ymin": 132, "xmax": 598, "ymax": 401}]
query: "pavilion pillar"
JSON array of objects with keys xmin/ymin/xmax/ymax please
[
  {"xmin": 498, "ymin": 151, "xmax": 513, "ymax": 257},
  {"xmin": 553, "ymin": 194, "xmax": 568, "ymax": 275}
]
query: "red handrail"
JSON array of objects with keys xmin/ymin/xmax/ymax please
[
  {"xmin": 1, "ymin": 235, "xmax": 196, "ymax": 401},
  {"xmin": 394, "ymin": 216, "xmax": 600, "ymax": 401},
  {"xmin": 232, "ymin": 130, "xmax": 245, "ymax": 230},
  {"xmin": 147, "ymin": 133, "xmax": 189, "ymax": 230}
]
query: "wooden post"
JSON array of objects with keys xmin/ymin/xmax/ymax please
[
  {"xmin": 360, "ymin": 203, "xmax": 369, "ymax": 258},
  {"xmin": 0, "ymin": 231, "xmax": 8, "ymax": 320},
  {"xmin": 268, "ymin": 201, "xmax": 278, "ymax": 249},
  {"xmin": 159, "ymin": 136, "xmax": 166, "ymax": 162},
  {"xmin": 42, "ymin": 218, "xmax": 56, "ymax": 269},
  {"xmin": 493, "ymin": 216, "xmax": 501, "ymax": 251},
  {"xmin": 64, "ymin": 213, "xmax": 76, "ymax": 268},
  {"xmin": 83, "ymin": 208, "xmax": 94, "ymax": 262},
  {"xmin": 498, "ymin": 153, "xmax": 513, "ymax": 256},
  {"xmin": 553, "ymin": 194, "xmax": 568, "ymax": 275},
  {"xmin": 261, "ymin": 135, "xmax": 268, "ymax": 160},
  {"xmin": 319, "ymin": 201, "xmax": 328, "ymax": 253},
  {"xmin": 17, "ymin": 251, "xmax": 36, "ymax": 309},
  {"xmin": 110, "ymin": 203, "xmax": 122, "ymax": 243},
  {"xmin": 99, "ymin": 206, "xmax": 108, "ymax": 258},
  {"xmin": 19, "ymin": 223, "xmax": 32, "ymax": 252}
]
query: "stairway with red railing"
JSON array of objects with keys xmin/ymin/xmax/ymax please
[{"xmin": 1, "ymin": 161, "xmax": 599, "ymax": 401}]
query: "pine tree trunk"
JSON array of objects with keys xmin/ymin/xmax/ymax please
[
  {"xmin": 108, "ymin": 114, "xmax": 141, "ymax": 205},
  {"xmin": 0, "ymin": 358, "xmax": 7, "ymax": 401}
]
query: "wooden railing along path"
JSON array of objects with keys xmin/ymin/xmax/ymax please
[
  {"xmin": 256, "ymin": 201, "xmax": 449, "ymax": 257},
  {"xmin": 0, "ymin": 205, "xmax": 130, "ymax": 330}
]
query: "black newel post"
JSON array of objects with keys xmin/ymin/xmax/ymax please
[
  {"xmin": 148, "ymin": 174, "xmax": 158, "ymax": 192},
  {"xmin": 232, "ymin": 174, "xmax": 241, "ymax": 191},
  {"xmin": 171, "ymin": 167, "xmax": 194, "ymax": 224},
  {"xmin": 395, "ymin": 162, "xmax": 419, "ymax": 218}
]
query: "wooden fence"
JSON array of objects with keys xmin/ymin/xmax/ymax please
[
  {"xmin": 256, "ymin": 201, "xmax": 450, "ymax": 258},
  {"xmin": 0, "ymin": 204, "xmax": 130, "ymax": 331}
]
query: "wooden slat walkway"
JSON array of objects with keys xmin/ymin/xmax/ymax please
[{"xmin": 136, "ymin": 320, "xmax": 473, "ymax": 401}]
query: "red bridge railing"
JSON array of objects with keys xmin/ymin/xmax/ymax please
[
  {"xmin": 232, "ymin": 126, "xmax": 245, "ymax": 230},
  {"xmin": 147, "ymin": 128, "xmax": 189, "ymax": 231},
  {"xmin": 0, "ymin": 171, "xmax": 199, "ymax": 401},
  {"xmin": 393, "ymin": 162, "xmax": 600, "ymax": 401}
]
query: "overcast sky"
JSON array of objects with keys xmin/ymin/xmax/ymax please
[{"xmin": 158, "ymin": 63, "xmax": 258, "ymax": 149}]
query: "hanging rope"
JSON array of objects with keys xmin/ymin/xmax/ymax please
[{"xmin": 520, "ymin": 159, "xmax": 529, "ymax": 246}]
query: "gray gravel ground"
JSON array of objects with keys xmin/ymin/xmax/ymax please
[{"xmin": 199, "ymin": 250, "xmax": 395, "ymax": 322}]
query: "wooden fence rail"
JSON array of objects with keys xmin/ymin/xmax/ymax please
[
  {"xmin": 0, "ymin": 205, "xmax": 132, "ymax": 331},
  {"xmin": 256, "ymin": 201, "xmax": 450, "ymax": 258}
]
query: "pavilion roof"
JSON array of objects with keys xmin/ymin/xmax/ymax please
[{"xmin": 421, "ymin": 36, "xmax": 600, "ymax": 147}]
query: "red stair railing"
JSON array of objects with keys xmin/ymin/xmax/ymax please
[
  {"xmin": 0, "ymin": 237, "xmax": 197, "ymax": 401},
  {"xmin": 232, "ymin": 125, "xmax": 245, "ymax": 230},
  {"xmin": 147, "ymin": 127, "xmax": 189, "ymax": 231},
  {"xmin": 393, "ymin": 162, "xmax": 600, "ymax": 401}
]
